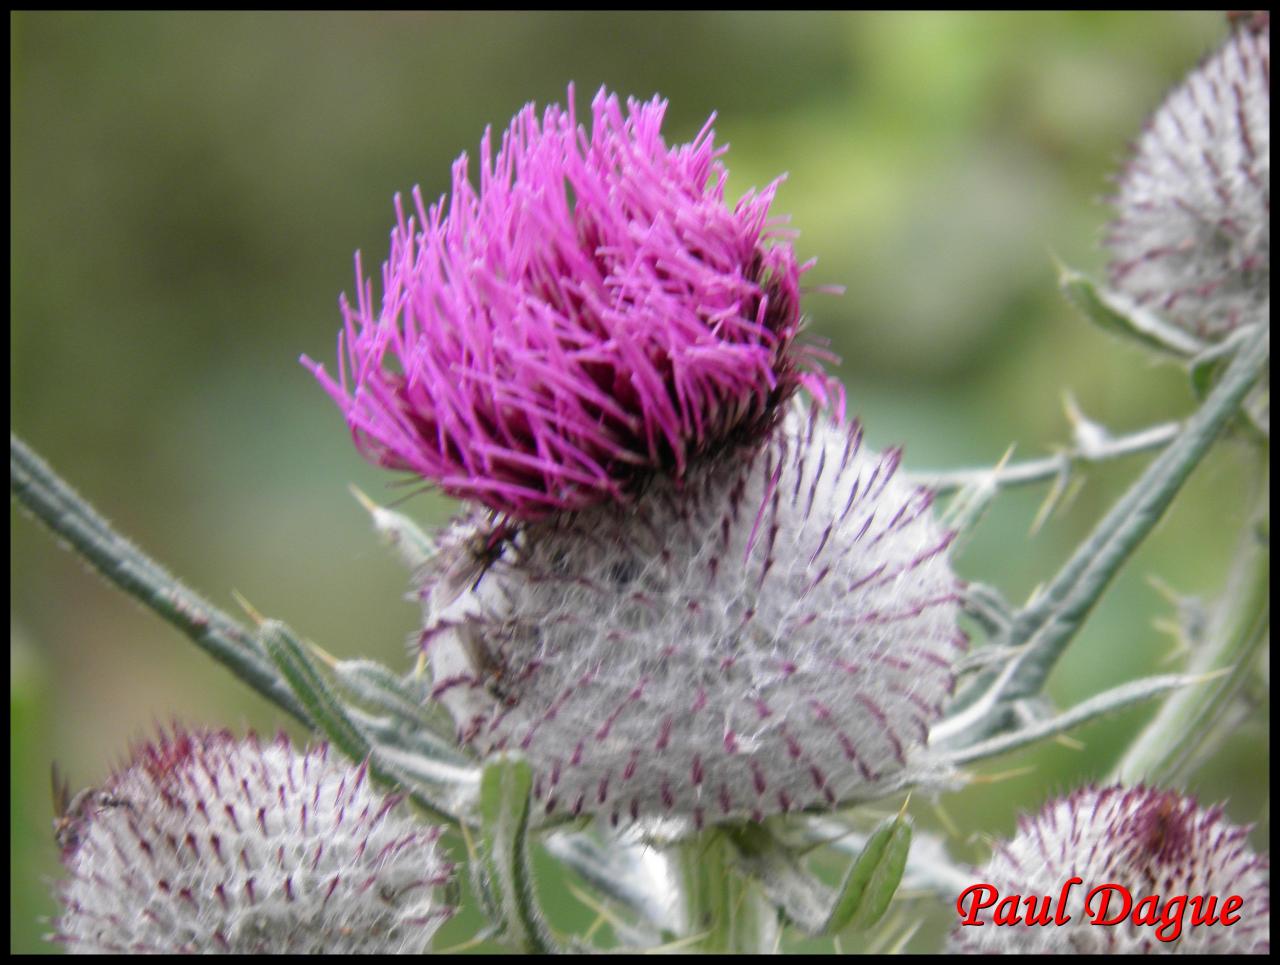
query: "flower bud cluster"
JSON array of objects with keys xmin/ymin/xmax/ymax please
[
  {"xmin": 52, "ymin": 727, "xmax": 453, "ymax": 954},
  {"xmin": 949, "ymin": 785, "xmax": 1270, "ymax": 954},
  {"xmin": 1106, "ymin": 21, "xmax": 1270, "ymax": 339}
]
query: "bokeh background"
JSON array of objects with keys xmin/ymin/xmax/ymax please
[{"xmin": 11, "ymin": 11, "xmax": 1268, "ymax": 953}]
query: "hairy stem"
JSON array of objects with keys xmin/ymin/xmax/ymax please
[
  {"xmin": 940, "ymin": 323, "xmax": 1269, "ymax": 747},
  {"xmin": 915, "ymin": 420, "xmax": 1180, "ymax": 495},
  {"xmin": 674, "ymin": 829, "xmax": 778, "ymax": 953},
  {"xmin": 10, "ymin": 433, "xmax": 310, "ymax": 726},
  {"xmin": 1111, "ymin": 462, "xmax": 1269, "ymax": 785}
]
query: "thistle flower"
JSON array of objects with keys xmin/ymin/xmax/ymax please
[
  {"xmin": 949, "ymin": 784, "xmax": 1270, "ymax": 954},
  {"xmin": 51, "ymin": 726, "xmax": 454, "ymax": 954},
  {"xmin": 304, "ymin": 85, "xmax": 835, "ymax": 521},
  {"xmin": 419, "ymin": 403, "xmax": 963, "ymax": 828},
  {"xmin": 1105, "ymin": 22, "xmax": 1270, "ymax": 340}
]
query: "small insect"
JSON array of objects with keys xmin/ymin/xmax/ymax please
[
  {"xmin": 51, "ymin": 762, "xmax": 133, "ymax": 854},
  {"xmin": 1142, "ymin": 793, "xmax": 1185, "ymax": 856},
  {"xmin": 458, "ymin": 624, "xmax": 519, "ymax": 707},
  {"xmin": 427, "ymin": 519, "xmax": 517, "ymax": 612}
]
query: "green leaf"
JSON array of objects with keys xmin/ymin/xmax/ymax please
[
  {"xmin": 824, "ymin": 812, "xmax": 912, "ymax": 935},
  {"xmin": 478, "ymin": 754, "xmax": 558, "ymax": 953},
  {"xmin": 260, "ymin": 620, "xmax": 474, "ymax": 827},
  {"xmin": 944, "ymin": 324, "xmax": 1270, "ymax": 748},
  {"xmin": 330, "ymin": 657, "xmax": 467, "ymax": 763},
  {"xmin": 1056, "ymin": 261, "xmax": 1205, "ymax": 359},
  {"xmin": 260, "ymin": 620, "xmax": 370, "ymax": 763},
  {"xmin": 10, "ymin": 433, "xmax": 310, "ymax": 728}
]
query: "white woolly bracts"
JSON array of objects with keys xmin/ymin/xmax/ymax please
[
  {"xmin": 51, "ymin": 726, "xmax": 454, "ymax": 954},
  {"xmin": 419, "ymin": 402, "xmax": 965, "ymax": 829},
  {"xmin": 1106, "ymin": 22, "xmax": 1270, "ymax": 340}
]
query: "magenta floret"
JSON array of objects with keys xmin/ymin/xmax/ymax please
[{"xmin": 304, "ymin": 85, "xmax": 834, "ymax": 519}]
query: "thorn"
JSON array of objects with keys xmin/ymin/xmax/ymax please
[
  {"xmin": 434, "ymin": 932, "xmax": 494, "ymax": 955},
  {"xmin": 884, "ymin": 917, "xmax": 924, "ymax": 955},
  {"xmin": 1029, "ymin": 455, "xmax": 1070, "ymax": 536},
  {"xmin": 1047, "ymin": 247, "xmax": 1069, "ymax": 281},
  {"xmin": 964, "ymin": 764, "xmax": 1037, "ymax": 785},
  {"xmin": 458, "ymin": 816, "xmax": 480, "ymax": 868},
  {"xmin": 306, "ymin": 638, "xmax": 338, "ymax": 667},
  {"xmin": 1145, "ymin": 574, "xmax": 1183, "ymax": 606},
  {"xmin": 349, "ymin": 483, "xmax": 380, "ymax": 516},
  {"xmin": 1186, "ymin": 666, "xmax": 1233, "ymax": 686},
  {"xmin": 566, "ymin": 882, "xmax": 621, "ymax": 941},
  {"xmin": 930, "ymin": 800, "xmax": 960, "ymax": 839},
  {"xmin": 231, "ymin": 589, "xmax": 266, "ymax": 627},
  {"xmin": 1062, "ymin": 390, "xmax": 1111, "ymax": 455},
  {"xmin": 642, "ymin": 929, "xmax": 714, "ymax": 954}
]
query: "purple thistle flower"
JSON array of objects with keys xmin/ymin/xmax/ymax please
[
  {"xmin": 949, "ymin": 784, "xmax": 1270, "ymax": 954},
  {"xmin": 1105, "ymin": 22, "xmax": 1270, "ymax": 340},
  {"xmin": 51, "ymin": 726, "xmax": 454, "ymax": 954},
  {"xmin": 304, "ymin": 85, "xmax": 837, "ymax": 521},
  {"xmin": 418, "ymin": 402, "xmax": 963, "ymax": 828}
]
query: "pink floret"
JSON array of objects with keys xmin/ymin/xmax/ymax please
[{"xmin": 304, "ymin": 84, "xmax": 834, "ymax": 519}]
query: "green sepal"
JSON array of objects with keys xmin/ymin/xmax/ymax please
[
  {"xmin": 1056, "ymin": 260, "xmax": 1205, "ymax": 359},
  {"xmin": 259, "ymin": 620, "xmax": 473, "ymax": 827},
  {"xmin": 823, "ymin": 812, "xmax": 912, "ymax": 935}
]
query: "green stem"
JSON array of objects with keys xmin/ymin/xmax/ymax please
[
  {"xmin": 674, "ymin": 828, "xmax": 777, "ymax": 953},
  {"xmin": 943, "ymin": 324, "xmax": 1269, "ymax": 748},
  {"xmin": 10, "ymin": 432, "xmax": 310, "ymax": 727},
  {"xmin": 917, "ymin": 419, "xmax": 1180, "ymax": 495},
  {"xmin": 1111, "ymin": 462, "xmax": 1269, "ymax": 785},
  {"xmin": 1004, "ymin": 324, "xmax": 1269, "ymax": 702}
]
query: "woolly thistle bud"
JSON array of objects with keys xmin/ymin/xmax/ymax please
[
  {"xmin": 50, "ymin": 727, "xmax": 454, "ymax": 954},
  {"xmin": 948, "ymin": 785, "xmax": 1270, "ymax": 954},
  {"xmin": 420, "ymin": 403, "xmax": 964, "ymax": 828},
  {"xmin": 1106, "ymin": 22, "xmax": 1270, "ymax": 340},
  {"xmin": 304, "ymin": 84, "xmax": 836, "ymax": 522}
]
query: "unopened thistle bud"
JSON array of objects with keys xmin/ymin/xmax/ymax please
[
  {"xmin": 420, "ymin": 404, "xmax": 963, "ymax": 828},
  {"xmin": 949, "ymin": 784, "xmax": 1270, "ymax": 954},
  {"xmin": 1106, "ymin": 22, "xmax": 1270, "ymax": 339},
  {"xmin": 51, "ymin": 726, "xmax": 454, "ymax": 954},
  {"xmin": 305, "ymin": 84, "xmax": 835, "ymax": 521}
]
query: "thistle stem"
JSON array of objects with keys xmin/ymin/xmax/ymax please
[
  {"xmin": 673, "ymin": 828, "xmax": 778, "ymax": 953},
  {"xmin": 1111, "ymin": 461, "xmax": 1269, "ymax": 785},
  {"xmin": 915, "ymin": 419, "xmax": 1181, "ymax": 495},
  {"xmin": 10, "ymin": 432, "xmax": 310, "ymax": 726}
]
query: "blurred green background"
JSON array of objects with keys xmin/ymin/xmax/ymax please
[{"xmin": 11, "ymin": 11, "xmax": 1267, "ymax": 953}]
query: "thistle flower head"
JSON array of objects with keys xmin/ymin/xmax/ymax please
[
  {"xmin": 305, "ymin": 84, "xmax": 834, "ymax": 520},
  {"xmin": 949, "ymin": 784, "xmax": 1270, "ymax": 954},
  {"xmin": 420, "ymin": 403, "xmax": 963, "ymax": 828},
  {"xmin": 51, "ymin": 726, "xmax": 454, "ymax": 954},
  {"xmin": 1106, "ymin": 22, "xmax": 1270, "ymax": 339}
]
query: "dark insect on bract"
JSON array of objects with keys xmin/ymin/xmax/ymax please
[{"xmin": 51, "ymin": 762, "xmax": 133, "ymax": 854}]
